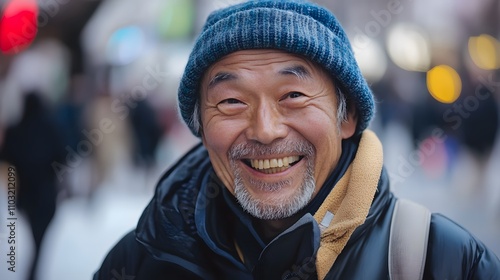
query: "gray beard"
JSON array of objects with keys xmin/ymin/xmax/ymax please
[{"xmin": 229, "ymin": 140, "xmax": 316, "ymax": 220}]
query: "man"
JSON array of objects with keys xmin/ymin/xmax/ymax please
[{"xmin": 94, "ymin": 1, "xmax": 500, "ymax": 279}]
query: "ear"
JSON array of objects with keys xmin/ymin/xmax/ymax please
[{"xmin": 340, "ymin": 106, "xmax": 358, "ymax": 139}]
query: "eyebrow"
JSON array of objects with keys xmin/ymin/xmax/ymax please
[
  {"xmin": 278, "ymin": 65, "xmax": 311, "ymax": 80},
  {"xmin": 207, "ymin": 65, "xmax": 311, "ymax": 89},
  {"xmin": 208, "ymin": 72, "xmax": 237, "ymax": 88}
]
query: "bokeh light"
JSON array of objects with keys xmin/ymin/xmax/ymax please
[
  {"xmin": 426, "ymin": 65, "xmax": 462, "ymax": 104},
  {"xmin": 158, "ymin": 0, "xmax": 194, "ymax": 39},
  {"xmin": 106, "ymin": 26, "xmax": 145, "ymax": 66},
  {"xmin": 419, "ymin": 136, "xmax": 448, "ymax": 179},
  {"xmin": 386, "ymin": 23, "xmax": 431, "ymax": 72},
  {"xmin": 352, "ymin": 34, "xmax": 387, "ymax": 83},
  {"xmin": 468, "ymin": 34, "xmax": 500, "ymax": 70},
  {"xmin": 0, "ymin": 0, "xmax": 38, "ymax": 55}
]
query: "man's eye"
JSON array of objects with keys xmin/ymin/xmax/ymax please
[
  {"xmin": 217, "ymin": 98, "xmax": 246, "ymax": 114},
  {"xmin": 287, "ymin": 92, "xmax": 304, "ymax": 99},
  {"xmin": 219, "ymin": 98, "xmax": 242, "ymax": 104}
]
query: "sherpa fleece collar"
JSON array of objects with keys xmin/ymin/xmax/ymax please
[{"xmin": 314, "ymin": 130, "xmax": 383, "ymax": 279}]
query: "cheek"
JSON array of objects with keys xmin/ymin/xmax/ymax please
[
  {"xmin": 304, "ymin": 124, "xmax": 341, "ymax": 163},
  {"xmin": 203, "ymin": 118, "xmax": 246, "ymax": 154},
  {"xmin": 203, "ymin": 127, "xmax": 230, "ymax": 171},
  {"xmin": 289, "ymin": 110, "xmax": 342, "ymax": 184},
  {"xmin": 308, "ymin": 128, "xmax": 342, "ymax": 188},
  {"xmin": 202, "ymin": 118, "xmax": 248, "ymax": 191},
  {"xmin": 289, "ymin": 107, "xmax": 340, "ymax": 144}
]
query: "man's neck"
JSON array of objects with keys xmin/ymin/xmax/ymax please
[{"xmin": 255, "ymin": 215, "xmax": 301, "ymax": 243}]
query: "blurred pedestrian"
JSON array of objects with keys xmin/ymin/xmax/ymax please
[
  {"xmin": 0, "ymin": 91, "xmax": 65, "ymax": 280},
  {"xmin": 84, "ymin": 89, "xmax": 133, "ymax": 197},
  {"xmin": 55, "ymin": 75, "xmax": 87, "ymax": 198},
  {"xmin": 129, "ymin": 99, "xmax": 163, "ymax": 170}
]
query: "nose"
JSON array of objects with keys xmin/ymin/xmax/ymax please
[{"xmin": 245, "ymin": 102, "xmax": 288, "ymax": 144}]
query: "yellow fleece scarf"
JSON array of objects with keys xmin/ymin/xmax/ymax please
[{"xmin": 313, "ymin": 130, "xmax": 383, "ymax": 279}]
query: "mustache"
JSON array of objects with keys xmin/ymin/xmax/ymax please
[{"xmin": 228, "ymin": 139, "xmax": 314, "ymax": 160}]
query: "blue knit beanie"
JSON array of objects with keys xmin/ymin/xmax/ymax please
[{"xmin": 178, "ymin": 0, "xmax": 375, "ymax": 137}]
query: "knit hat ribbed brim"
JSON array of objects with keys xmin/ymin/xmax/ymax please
[{"xmin": 178, "ymin": 0, "xmax": 375, "ymax": 137}]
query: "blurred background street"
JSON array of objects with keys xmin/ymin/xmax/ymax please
[{"xmin": 0, "ymin": 0, "xmax": 499, "ymax": 279}]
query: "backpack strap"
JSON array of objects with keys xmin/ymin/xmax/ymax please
[{"xmin": 388, "ymin": 199, "xmax": 431, "ymax": 280}]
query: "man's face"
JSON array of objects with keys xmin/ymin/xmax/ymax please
[{"xmin": 200, "ymin": 49, "xmax": 356, "ymax": 220}]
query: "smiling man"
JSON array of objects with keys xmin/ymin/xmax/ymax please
[
  {"xmin": 95, "ymin": 1, "xmax": 500, "ymax": 279},
  {"xmin": 201, "ymin": 50, "xmax": 355, "ymax": 224}
]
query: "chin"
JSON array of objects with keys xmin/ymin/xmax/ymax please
[{"xmin": 234, "ymin": 174, "xmax": 315, "ymax": 220}]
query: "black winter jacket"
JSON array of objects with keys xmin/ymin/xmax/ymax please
[{"xmin": 94, "ymin": 144, "xmax": 500, "ymax": 279}]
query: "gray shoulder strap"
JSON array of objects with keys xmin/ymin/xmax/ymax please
[{"xmin": 388, "ymin": 199, "xmax": 431, "ymax": 280}]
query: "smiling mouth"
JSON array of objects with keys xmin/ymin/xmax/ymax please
[{"xmin": 243, "ymin": 156, "xmax": 303, "ymax": 174}]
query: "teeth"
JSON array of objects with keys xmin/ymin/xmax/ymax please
[
  {"xmin": 250, "ymin": 156, "xmax": 300, "ymax": 170},
  {"xmin": 261, "ymin": 167, "xmax": 288, "ymax": 174}
]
